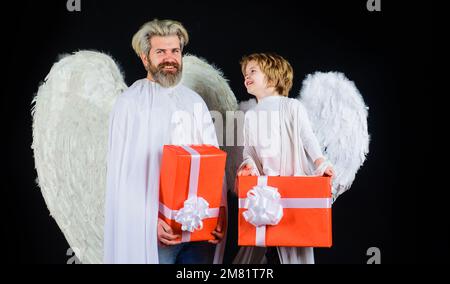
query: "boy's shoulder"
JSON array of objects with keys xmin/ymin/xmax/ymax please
[
  {"xmin": 281, "ymin": 97, "xmax": 309, "ymax": 118},
  {"xmin": 282, "ymin": 96, "xmax": 304, "ymax": 108}
]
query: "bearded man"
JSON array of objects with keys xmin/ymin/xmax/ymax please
[{"xmin": 103, "ymin": 19, "xmax": 226, "ymax": 264}]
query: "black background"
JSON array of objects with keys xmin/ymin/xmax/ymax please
[{"xmin": 3, "ymin": 0, "xmax": 433, "ymax": 264}]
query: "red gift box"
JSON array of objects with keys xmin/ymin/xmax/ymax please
[
  {"xmin": 238, "ymin": 176, "xmax": 332, "ymax": 247},
  {"xmin": 159, "ymin": 145, "xmax": 227, "ymax": 242}
]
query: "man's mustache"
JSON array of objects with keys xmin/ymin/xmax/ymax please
[{"xmin": 158, "ymin": 62, "xmax": 180, "ymax": 70}]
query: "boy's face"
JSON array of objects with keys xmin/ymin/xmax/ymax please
[{"xmin": 244, "ymin": 60, "xmax": 268, "ymax": 96}]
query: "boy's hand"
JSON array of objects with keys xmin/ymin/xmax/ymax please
[
  {"xmin": 237, "ymin": 163, "xmax": 256, "ymax": 176},
  {"xmin": 157, "ymin": 218, "xmax": 181, "ymax": 246},
  {"xmin": 314, "ymin": 158, "xmax": 335, "ymax": 178},
  {"xmin": 324, "ymin": 166, "xmax": 335, "ymax": 178},
  {"xmin": 209, "ymin": 206, "xmax": 226, "ymax": 244}
]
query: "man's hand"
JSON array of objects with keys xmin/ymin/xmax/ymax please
[
  {"xmin": 209, "ymin": 206, "xmax": 226, "ymax": 244},
  {"xmin": 157, "ymin": 218, "xmax": 181, "ymax": 246},
  {"xmin": 237, "ymin": 163, "xmax": 256, "ymax": 176}
]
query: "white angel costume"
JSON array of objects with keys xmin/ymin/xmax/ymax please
[
  {"xmin": 104, "ymin": 79, "xmax": 223, "ymax": 263},
  {"xmin": 235, "ymin": 96, "xmax": 323, "ymax": 264},
  {"xmin": 31, "ymin": 51, "xmax": 237, "ymax": 264},
  {"xmin": 233, "ymin": 72, "xmax": 369, "ymax": 264}
]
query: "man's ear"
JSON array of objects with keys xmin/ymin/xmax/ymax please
[{"xmin": 139, "ymin": 53, "xmax": 148, "ymax": 68}]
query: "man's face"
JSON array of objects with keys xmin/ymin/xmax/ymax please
[{"xmin": 143, "ymin": 35, "xmax": 183, "ymax": 87}]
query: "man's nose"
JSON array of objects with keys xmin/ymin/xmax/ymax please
[{"xmin": 163, "ymin": 55, "xmax": 177, "ymax": 63}]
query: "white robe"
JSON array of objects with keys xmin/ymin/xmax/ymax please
[
  {"xmin": 103, "ymin": 79, "xmax": 226, "ymax": 264},
  {"xmin": 234, "ymin": 95, "xmax": 324, "ymax": 264}
]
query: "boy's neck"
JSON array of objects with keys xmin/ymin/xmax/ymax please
[{"xmin": 255, "ymin": 89, "xmax": 280, "ymax": 103}]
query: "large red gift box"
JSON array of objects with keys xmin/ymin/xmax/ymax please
[
  {"xmin": 159, "ymin": 145, "xmax": 226, "ymax": 242},
  {"xmin": 238, "ymin": 176, "xmax": 332, "ymax": 247}
]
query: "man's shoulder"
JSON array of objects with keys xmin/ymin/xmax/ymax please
[
  {"xmin": 111, "ymin": 80, "xmax": 145, "ymax": 111},
  {"xmin": 178, "ymin": 84, "xmax": 205, "ymax": 103},
  {"xmin": 114, "ymin": 79, "xmax": 149, "ymax": 106},
  {"xmin": 120, "ymin": 79, "xmax": 146, "ymax": 98}
]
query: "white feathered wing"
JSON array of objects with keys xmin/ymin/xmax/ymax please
[
  {"xmin": 31, "ymin": 51, "xmax": 238, "ymax": 263},
  {"xmin": 31, "ymin": 50, "xmax": 127, "ymax": 263},
  {"xmin": 297, "ymin": 72, "xmax": 369, "ymax": 201}
]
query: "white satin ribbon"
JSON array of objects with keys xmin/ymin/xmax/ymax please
[
  {"xmin": 242, "ymin": 184, "xmax": 284, "ymax": 227},
  {"xmin": 159, "ymin": 201, "xmax": 219, "ymax": 242},
  {"xmin": 181, "ymin": 145, "xmax": 201, "ymax": 198},
  {"xmin": 158, "ymin": 145, "xmax": 220, "ymax": 242},
  {"xmin": 239, "ymin": 176, "xmax": 332, "ymax": 247},
  {"xmin": 175, "ymin": 196, "xmax": 211, "ymax": 232}
]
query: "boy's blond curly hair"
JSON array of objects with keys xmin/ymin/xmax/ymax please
[{"xmin": 240, "ymin": 53, "xmax": 293, "ymax": 97}]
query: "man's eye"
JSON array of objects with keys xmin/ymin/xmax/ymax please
[{"xmin": 156, "ymin": 50, "xmax": 163, "ymax": 54}]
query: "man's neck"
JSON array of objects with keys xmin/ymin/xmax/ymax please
[{"xmin": 146, "ymin": 73, "xmax": 156, "ymax": 82}]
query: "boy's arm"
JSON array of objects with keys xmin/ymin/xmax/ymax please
[
  {"xmin": 297, "ymin": 103, "xmax": 324, "ymax": 162},
  {"xmin": 238, "ymin": 114, "xmax": 259, "ymax": 176},
  {"xmin": 297, "ymin": 103, "xmax": 334, "ymax": 176}
]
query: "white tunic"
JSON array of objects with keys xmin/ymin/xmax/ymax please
[
  {"xmin": 103, "ymin": 79, "xmax": 224, "ymax": 264},
  {"xmin": 244, "ymin": 95, "xmax": 323, "ymax": 176},
  {"xmin": 245, "ymin": 96, "xmax": 282, "ymax": 175}
]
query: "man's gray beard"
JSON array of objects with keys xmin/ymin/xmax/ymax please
[{"xmin": 147, "ymin": 60, "xmax": 183, "ymax": 88}]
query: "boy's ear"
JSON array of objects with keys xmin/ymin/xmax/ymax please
[{"xmin": 265, "ymin": 77, "xmax": 275, "ymax": 88}]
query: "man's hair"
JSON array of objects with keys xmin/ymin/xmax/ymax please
[
  {"xmin": 132, "ymin": 19, "xmax": 189, "ymax": 57},
  {"xmin": 240, "ymin": 53, "xmax": 293, "ymax": 97}
]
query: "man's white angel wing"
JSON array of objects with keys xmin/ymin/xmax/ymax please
[
  {"xmin": 31, "ymin": 50, "xmax": 127, "ymax": 263},
  {"xmin": 181, "ymin": 55, "xmax": 239, "ymax": 193},
  {"xmin": 298, "ymin": 72, "xmax": 369, "ymax": 201},
  {"xmin": 182, "ymin": 54, "xmax": 238, "ymax": 115}
]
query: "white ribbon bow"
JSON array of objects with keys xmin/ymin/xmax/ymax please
[
  {"xmin": 243, "ymin": 185, "xmax": 284, "ymax": 227},
  {"xmin": 175, "ymin": 196, "xmax": 211, "ymax": 232}
]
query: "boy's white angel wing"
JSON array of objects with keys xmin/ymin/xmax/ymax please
[{"xmin": 298, "ymin": 72, "xmax": 369, "ymax": 201}]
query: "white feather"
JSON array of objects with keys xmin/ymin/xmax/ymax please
[
  {"xmin": 298, "ymin": 72, "xmax": 369, "ymax": 200},
  {"xmin": 182, "ymin": 54, "xmax": 238, "ymax": 115}
]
